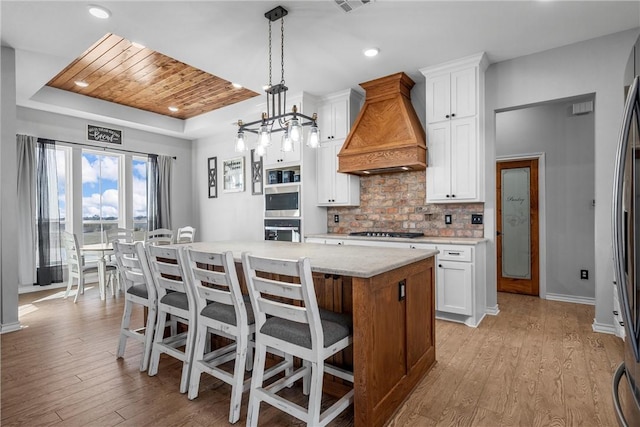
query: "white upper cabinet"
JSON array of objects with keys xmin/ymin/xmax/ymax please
[
  {"xmin": 263, "ymin": 139, "xmax": 301, "ymax": 167},
  {"xmin": 319, "ymin": 95, "xmax": 350, "ymax": 142},
  {"xmin": 421, "ymin": 53, "xmax": 488, "ymax": 203},
  {"xmin": 316, "ymin": 89, "xmax": 363, "ymax": 206}
]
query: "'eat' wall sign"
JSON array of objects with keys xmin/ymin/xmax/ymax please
[{"xmin": 87, "ymin": 124, "xmax": 123, "ymax": 145}]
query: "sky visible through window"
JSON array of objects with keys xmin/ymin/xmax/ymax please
[{"xmin": 80, "ymin": 153, "xmax": 147, "ymax": 221}]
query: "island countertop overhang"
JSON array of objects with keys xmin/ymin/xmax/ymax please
[{"xmin": 184, "ymin": 240, "xmax": 438, "ymax": 279}]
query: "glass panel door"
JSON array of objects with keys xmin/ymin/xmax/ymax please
[{"xmin": 501, "ymin": 167, "xmax": 531, "ymax": 279}]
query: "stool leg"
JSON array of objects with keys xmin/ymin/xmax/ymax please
[{"xmin": 246, "ymin": 342, "xmax": 267, "ymax": 427}]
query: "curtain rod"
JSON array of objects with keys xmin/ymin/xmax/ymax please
[{"xmin": 39, "ymin": 137, "xmax": 177, "ymax": 160}]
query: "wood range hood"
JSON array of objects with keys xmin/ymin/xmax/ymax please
[{"xmin": 338, "ymin": 72, "xmax": 426, "ymax": 175}]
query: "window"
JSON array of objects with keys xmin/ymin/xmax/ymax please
[
  {"xmin": 82, "ymin": 151, "xmax": 121, "ymax": 244},
  {"xmin": 132, "ymin": 156, "xmax": 148, "ymax": 241}
]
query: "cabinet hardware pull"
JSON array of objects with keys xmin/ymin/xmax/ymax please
[
  {"xmin": 448, "ymin": 252, "xmax": 461, "ymax": 255},
  {"xmin": 398, "ymin": 279, "xmax": 406, "ymax": 301},
  {"xmin": 446, "ymin": 194, "xmax": 450, "ymax": 198},
  {"xmin": 337, "ymin": 242, "xmax": 343, "ymax": 245},
  {"xmin": 324, "ymin": 274, "xmax": 331, "ymax": 279},
  {"xmin": 445, "ymin": 115, "xmax": 450, "ymax": 119},
  {"xmin": 620, "ymin": 321, "xmax": 624, "ymax": 326},
  {"xmin": 451, "ymin": 194, "xmax": 456, "ymax": 198},
  {"xmin": 438, "ymin": 264, "xmax": 443, "ymax": 268},
  {"xmin": 451, "ymin": 113, "xmax": 456, "ymax": 117},
  {"xmin": 613, "ymin": 310, "xmax": 619, "ymax": 315}
]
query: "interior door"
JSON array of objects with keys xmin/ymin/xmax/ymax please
[{"xmin": 497, "ymin": 159, "xmax": 540, "ymax": 295}]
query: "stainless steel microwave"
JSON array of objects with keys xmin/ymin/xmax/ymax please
[{"xmin": 265, "ymin": 184, "xmax": 300, "ymax": 217}]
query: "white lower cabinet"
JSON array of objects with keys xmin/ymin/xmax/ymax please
[
  {"xmin": 304, "ymin": 236, "xmax": 487, "ymax": 327},
  {"xmin": 437, "ymin": 260, "xmax": 472, "ymax": 316}
]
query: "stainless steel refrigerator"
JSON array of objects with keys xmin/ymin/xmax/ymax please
[{"xmin": 612, "ymin": 74, "xmax": 640, "ymax": 427}]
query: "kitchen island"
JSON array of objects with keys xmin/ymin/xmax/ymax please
[{"xmin": 186, "ymin": 240, "xmax": 437, "ymax": 427}]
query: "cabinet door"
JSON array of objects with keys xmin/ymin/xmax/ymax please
[
  {"xmin": 426, "ymin": 123, "xmax": 451, "ymax": 201},
  {"xmin": 450, "ymin": 67, "xmax": 476, "ymax": 120},
  {"xmin": 426, "ymin": 74, "xmax": 450, "ymax": 124},
  {"xmin": 436, "ymin": 261, "xmax": 472, "ymax": 315},
  {"xmin": 283, "ymin": 141, "xmax": 301, "ymax": 164},
  {"xmin": 316, "ymin": 142, "xmax": 334, "ymax": 204},
  {"xmin": 263, "ymin": 141, "xmax": 283, "ymax": 167},
  {"xmin": 332, "ymin": 141, "xmax": 351, "ymax": 204},
  {"xmin": 450, "ymin": 117, "xmax": 477, "ymax": 201},
  {"xmin": 319, "ymin": 101, "xmax": 334, "ymax": 142},
  {"xmin": 332, "ymin": 97, "xmax": 350, "ymax": 140}
]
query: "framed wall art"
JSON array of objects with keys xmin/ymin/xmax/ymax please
[
  {"xmin": 251, "ymin": 149, "xmax": 263, "ymax": 195},
  {"xmin": 223, "ymin": 157, "xmax": 245, "ymax": 193},
  {"xmin": 207, "ymin": 157, "xmax": 217, "ymax": 198}
]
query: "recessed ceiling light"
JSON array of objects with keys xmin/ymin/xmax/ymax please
[
  {"xmin": 74, "ymin": 80, "xmax": 89, "ymax": 88},
  {"xmin": 88, "ymin": 5, "xmax": 111, "ymax": 19},
  {"xmin": 168, "ymin": 106, "xmax": 179, "ymax": 112},
  {"xmin": 131, "ymin": 41, "xmax": 145, "ymax": 49},
  {"xmin": 232, "ymin": 83, "xmax": 243, "ymax": 89},
  {"xmin": 363, "ymin": 48, "xmax": 379, "ymax": 57}
]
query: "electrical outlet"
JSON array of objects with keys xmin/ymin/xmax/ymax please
[
  {"xmin": 471, "ymin": 214, "xmax": 483, "ymax": 225},
  {"xmin": 444, "ymin": 214, "xmax": 452, "ymax": 224},
  {"xmin": 581, "ymin": 269, "xmax": 589, "ymax": 280},
  {"xmin": 333, "ymin": 214, "xmax": 339, "ymax": 223}
]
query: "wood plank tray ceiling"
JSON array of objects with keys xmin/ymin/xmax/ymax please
[{"xmin": 46, "ymin": 33, "xmax": 259, "ymax": 120}]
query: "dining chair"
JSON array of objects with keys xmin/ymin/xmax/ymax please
[
  {"xmin": 61, "ymin": 231, "xmax": 116, "ymax": 303},
  {"xmin": 183, "ymin": 248, "xmax": 254, "ymax": 423},
  {"xmin": 145, "ymin": 228, "xmax": 174, "ymax": 246},
  {"xmin": 112, "ymin": 241, "xmax": 158, "ymax": 372},
  {"xmin": 242, "ymin": 253, "xmax": 354, "ymax": 427},
  {"xmin": 145, "ymin": 244, "xmax": 197, "ymax": 393},
  {"xmin": 104, "ymin": 228, "xmax": 134, "ymax": 292},
  {"xmin": 175, "ymin": 226, "xmax": 196, "ymax": 243}
]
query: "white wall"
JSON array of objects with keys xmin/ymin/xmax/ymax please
[
  {"xmin": 496, "ymin": 99, "xmax": 595, "ymax": 299},
  {"xmin": 1, "ymin": 46, "xmax": 20, "ymax": 333},
  {"xmin": 16, "ymin": 107, "xmax": 194, "ymax": 232},
  {"xmin": 193, "ymin": 132, "xmax": 264, "ymax": 242},
  {"xmin": 485, "ymin": 28, "xmax": 640, "ymax": 330}
]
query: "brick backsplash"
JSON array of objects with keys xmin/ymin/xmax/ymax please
[{"xmin": 327, "ymin": 170, "xmax": 484, "ymax": 238}]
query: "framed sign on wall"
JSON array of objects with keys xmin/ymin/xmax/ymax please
[
  {"xmin": 87, "ymin": 124, "xmax": 123, "ymax": 144},
  {"xmin": 223, "ymin": 157, "xmax": 245, "ymax": 193}
]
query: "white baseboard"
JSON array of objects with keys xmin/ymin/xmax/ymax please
[
  {"xmin": 1, "ymin": 321, "xmax": 22, "ymax": 334},
  {"xmin": 592, "ymin": 320, "xmax": 617, "ymax": 335},
  {"xmin": 546, "ymin": 293, "xmax": 595, "ymax": 306},
  {"xmin": 486, "ymin": 305, "xmax": 500, "ymax": 315}
]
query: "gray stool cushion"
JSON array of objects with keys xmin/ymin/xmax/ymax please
[
  {"xmin": 201, "ymin": 295, "xmax": 255, "ymax": 326},
  {"xmin": 160, "ymin": 292, "xmax": 188, "ymax": 310},
  {"xmin": 126, "ymin": 284, "xmax": 148, "ymax": 299},
  {"xmin": 260, "ymin": 312, "xmax": 351, "ymax": 349},
  {"xmin": 319, "ymin": 309, "xmax": 353, "ymax": 333}
]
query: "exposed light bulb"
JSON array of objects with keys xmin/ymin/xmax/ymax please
[
  {"xmin": 289, "ymin": 118, "xmax": 302, "ymax": 143},
  {"xmin": 255, "ymin": 143, "xmax": 266, "ymax": 157},
  {"xmin": 307, "ymin": 125, "xmax": 320, "ymax": 148},
  {"xmin": 282, "ymin": 131, "xmax": 293, "ymax": 152},
  {"xmin": 258, "ymin": 125, "xmax": 271, "ymax": 147},
  {"xmin": 235, "ymin": 131, "xmax": 247, "ymax": 152}
]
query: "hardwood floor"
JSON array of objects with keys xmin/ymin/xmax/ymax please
[{"xmin": 2, "ymin": 287, "xmax": 624, "ymax": 426}]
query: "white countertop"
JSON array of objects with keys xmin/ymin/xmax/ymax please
[
  {"xmin": 306, "ymin": 233, "xmax": 487, "ymax": 245},
  {"xmin": 183, "ymin": 240, "xmax": 437, "ymax": 278}
]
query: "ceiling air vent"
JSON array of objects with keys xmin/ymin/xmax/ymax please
[
  {"xmin": 572, "ymin": 100, "xmax": 593, "ymax": 115},
  {"xmin": 334, "ymin": 0, "xmax": 373, "ymax": 13}
]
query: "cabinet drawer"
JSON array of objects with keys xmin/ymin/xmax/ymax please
[{"xmin": 438, "ymin": 245, "xmax": 472, "ymax": 262}]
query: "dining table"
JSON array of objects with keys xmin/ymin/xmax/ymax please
[{"xmin": 80, "ymin": 242, "xmax": 115, "ymax": 300}]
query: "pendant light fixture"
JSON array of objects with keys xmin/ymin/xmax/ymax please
[{"xmin": 234, "ymin": 6, "xmax": 319, "ymax": 154}]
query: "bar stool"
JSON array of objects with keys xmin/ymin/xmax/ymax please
[
  {"xmin": 112, "ymin": 241, "xmax": 157, "ymax": 372},
  {"xmin": 146, "ymin": 244, "xmax": 197, "ymax": 393},
  {"xmin": 242, "ymin": 253, "xmax": 354, "ymax": 427}
]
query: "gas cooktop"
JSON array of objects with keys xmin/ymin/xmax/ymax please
[{"xmin": 349, "ymin": 231, "xmax": 424, "ymax": 239}]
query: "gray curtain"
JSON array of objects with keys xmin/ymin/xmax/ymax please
[
  {"xmin": 17, "ymin": 135, "xmax": 36, "ymax": 285},
  {"xmin": 35, "ymin": 138, "xmax": 63, "ymax": 285},
  {"xmin": 147, "ymin": 154, "xmax": 172, "ymax": 230}
]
